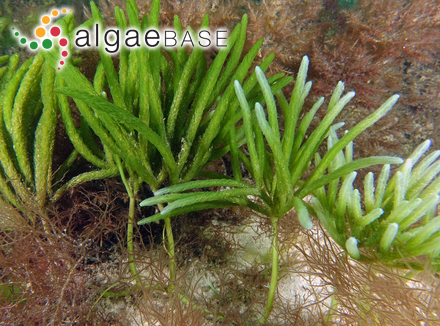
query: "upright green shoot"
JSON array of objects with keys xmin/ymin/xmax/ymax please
[
  {"xmin": 139, "ymin": 57, "xmax": 402, "ymax": 322},
  {"xmin": 50, "ymin": 0, "xmax": 286, "ymax": 287},
  {"xmin": 0, "ymin": 13, "xmax": 119, "ymax": 227},
  {"xmin": 315, "ymin": 139, "xmax": 440, "ymax": 270}
]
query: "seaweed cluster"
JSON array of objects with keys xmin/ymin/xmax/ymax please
[{"xmin": 98, "ymin": 0, "xmax": 440, "ymax": 158}]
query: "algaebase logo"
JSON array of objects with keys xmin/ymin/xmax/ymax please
[
  {"xmin": 11, "ymin": 8, "xmax": 72, "ymax": 70},
  {"xmin": 11, "ymin": 7, "xmax": 227, "ymax": 71}
]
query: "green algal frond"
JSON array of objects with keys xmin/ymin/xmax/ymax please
[
  {"xmin": 139, "ymin": 58, "xmax": 401, "ymax": 321},
  {"xmin": 314, "ymin": 139, "xmax": 440, "ymax": 269}
]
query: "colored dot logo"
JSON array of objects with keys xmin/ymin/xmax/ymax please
[{"xmin": 11, "ymin": 8, "xmax": 73, "ymax": 70}]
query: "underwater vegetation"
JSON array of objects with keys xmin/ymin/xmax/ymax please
[
  {"xmin": 100, "ymin": 0, "xmax": 440, "ymax": 161},
  {"xmin": 0, "ymin": 0, "xmax": 439, "ymax": 324},
  {"xmin": 0, "ymin": 36, "xmax": 120, "ymax": 223},
  {"xmin": 140, "ymin": 58, "xmax": 440, "ymax": 322},
  {"xmin": 48, "ymin": 0, "xmax": 288, "ymax": 289}
]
